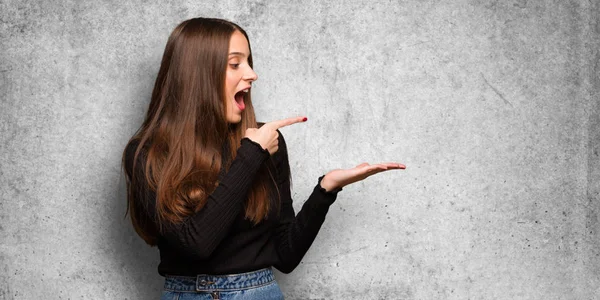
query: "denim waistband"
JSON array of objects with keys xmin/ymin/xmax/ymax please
[{"xmin": 163, "ymin": 268, "xmax": 275, "ymax": 292}]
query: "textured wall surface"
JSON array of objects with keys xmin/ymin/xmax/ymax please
[{"xmin": 1, "ymin": 0, "xmax": 599, "ymax": 299}]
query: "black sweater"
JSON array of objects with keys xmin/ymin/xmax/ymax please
[{"xmin": 124, "ymin": 130, "xmax": 342, "ymax": 276}]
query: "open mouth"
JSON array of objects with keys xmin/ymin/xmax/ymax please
[{"xmin": 234, "ymin": 89, "xmax": 248, "ymax": 111}]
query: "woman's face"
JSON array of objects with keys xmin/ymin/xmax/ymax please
[{"xmin": 225, "ymin": 30, "xmax": 258, "ymax": 124}]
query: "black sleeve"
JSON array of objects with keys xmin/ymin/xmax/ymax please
[
  {"xmin": 271, "ymin": 131, "xmax": 343, "ymax": 273},
  {"xmin": 125, "ymin": 137, "xmax": 271, "ymax": 259}
]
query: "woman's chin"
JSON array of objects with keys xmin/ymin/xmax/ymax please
[{"xmin": 226, "ymin": 114, "xmax": 242, "ymax": 124}]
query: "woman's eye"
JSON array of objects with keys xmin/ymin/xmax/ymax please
[{"xmin": 230, "ymin": 63, "xmax": 240, "ymax": 69}]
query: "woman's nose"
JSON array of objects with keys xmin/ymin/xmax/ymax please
[{"xmin": 244, "ymin": 68, "xmax": 258, "ymax": 82}]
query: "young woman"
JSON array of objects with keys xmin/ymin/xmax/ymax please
[{"xmin": 122, "ymin": 17, "xmax": 405, "ymax": 300}]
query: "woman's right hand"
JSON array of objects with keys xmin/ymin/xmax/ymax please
[{"xmin": 244, "ymin": 116, "xmax": 307, "ymax": 155}]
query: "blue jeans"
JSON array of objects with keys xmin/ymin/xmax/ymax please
[{"xmin": 161, "ymin": 268, "xmax": 284, "ymax": 300}]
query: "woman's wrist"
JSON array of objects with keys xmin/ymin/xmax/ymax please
[{"xmin": 319, "ymin": 175, "xmax": 340, "ymax": 192}]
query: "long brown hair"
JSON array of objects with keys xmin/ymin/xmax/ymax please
[{"xmin": 122, "ymin": 18, "xmax": 277, "ymax": 246}]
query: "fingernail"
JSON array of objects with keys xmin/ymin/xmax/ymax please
[{"xmin": 302, "ymin": 117, "xmax": 307, "ymax": 122}]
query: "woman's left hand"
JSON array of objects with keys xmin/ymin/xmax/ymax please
[{"xmin": 320, "ymin": 162, "xmax": 406, "ymax": 192}]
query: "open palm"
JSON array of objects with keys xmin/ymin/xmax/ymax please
[{"xmin": 321, "ymin": 162, "xmax": 406, "ymax": 191}]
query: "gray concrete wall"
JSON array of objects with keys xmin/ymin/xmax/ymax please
[{"xmin": 1, "ymin": 0, "xmax": 598, "ymax": 299}]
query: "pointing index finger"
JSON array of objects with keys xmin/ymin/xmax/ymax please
[{"xmin": 268, "ymin": 116, "xmax": 307, "ymax": 129}]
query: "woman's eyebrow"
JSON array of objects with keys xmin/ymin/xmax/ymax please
[{"xmin": 228, "ymin": 52, "xmax": 246, "ymax": 57}]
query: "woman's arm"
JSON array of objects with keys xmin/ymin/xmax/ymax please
[
  {"xmin": 271, "ymin": 131, "xmax": 342, "ymax": 273},
  {"xmin": 126, "ymin": 137, "xmax": 270, "ymax": 260}
]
